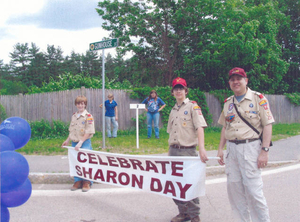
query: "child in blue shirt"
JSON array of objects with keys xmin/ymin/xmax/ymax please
[{"xmin": 99, "ymin": 94, "xmax": 118, "ymax": 138}]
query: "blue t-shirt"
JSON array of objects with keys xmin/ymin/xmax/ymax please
[
  {"xmin": 105, "ymin": 100, "xmax": 117, "ymax": 117},
  {"xmin": 142, "ymin": 97, "xmax": 165, "ymax": 113}
]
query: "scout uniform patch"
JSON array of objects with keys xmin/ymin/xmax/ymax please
[{"xmin": 193, "ymin": 105, "xmax": 202, "ymax": 115}]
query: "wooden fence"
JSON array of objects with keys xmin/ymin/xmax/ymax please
[{"xmin": 0, "ymin": 88, "xmax": 299, "ymax": 130}]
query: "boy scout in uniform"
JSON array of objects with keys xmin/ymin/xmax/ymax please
[
  {"xmin": 167, "ymin": 77, "xmax": 208, "ymax": 222},
  {"xmin": 217, "ymin": 67, "xmax": 274, "ymax": 222},
  {"xmin": 62, "ymin": 95, "xmax": 95, "ymax": 192}
]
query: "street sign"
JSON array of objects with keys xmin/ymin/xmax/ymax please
[{"xmin": 89, "ymin": 38, "xmax": 118, "ymax": 51}]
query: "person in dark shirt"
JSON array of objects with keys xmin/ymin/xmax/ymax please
[{"xmin": 99, "ymin": 93, "xmax": 118, "ymax": 138}]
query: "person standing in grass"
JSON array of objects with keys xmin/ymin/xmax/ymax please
[
  {"xmin": 99, "ymin": 93, "xmax": 119, "ymax": 138},
  {"xmin": 142, "ymin": 90, "xmax": 166, "ymax": 139},
  {"xmin": 167, "ymin": 77, "xmax": 208, "ymax": 222},
  {"xmin": 62, "ymin": 95, "xmax": 95, "ymax": 192}
]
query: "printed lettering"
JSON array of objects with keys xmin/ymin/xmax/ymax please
[{"xmin": 171, "ymin": 161, "xmax": 184, "ymax": 177}]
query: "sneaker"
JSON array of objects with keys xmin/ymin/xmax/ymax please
[
  {"xmin": 82, "ymin": 181, "xmax": 91, "ymax": 192},
  {"xmin": 170, "ymin": 213, "xmax": 191, "ymax": 222},
  {"xmin": 71, "ymin": 181, "xmax": 82, "ymax": 191},
  {"xmin": 191, "ymin": 216, "xmax": 201, "ymax": 222}
]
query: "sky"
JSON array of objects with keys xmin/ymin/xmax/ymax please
[{"xmin": 0, "ymin": 0, "xmax": 120, "ymax": 64}]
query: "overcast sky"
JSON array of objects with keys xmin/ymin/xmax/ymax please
[{"xmin": 0, "ymin": 0, "xmax": 119, "ymax": 64}]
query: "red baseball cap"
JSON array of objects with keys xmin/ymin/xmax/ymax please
[
  {"xmin": 229, "ymin": 67, "xmax": 247, "ymax": 78},
  {"xmin": 172, "ymin": 77, "xmax": 187, "ymax": 88}
]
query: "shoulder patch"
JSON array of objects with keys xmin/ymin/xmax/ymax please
[
  {"xmin": 254, "ymin": 91, "xmax": 264, "ymax": 99},
  {"xmin": 224, "ymin": 96, "xmax": 233, "ymax": 103}
]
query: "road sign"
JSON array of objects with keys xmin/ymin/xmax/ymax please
[{"xmin": 89, "ymin": 38, "xmax": 118, "ymax": 51}]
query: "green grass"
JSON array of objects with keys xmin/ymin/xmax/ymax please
[{"xmin": 17, "ymin": 123, "xmax": 300, "ymax": 155}]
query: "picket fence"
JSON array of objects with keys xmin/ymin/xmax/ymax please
[{"xmin": 0, "ymin": 88, "xmax": 299, "ymax": 131}]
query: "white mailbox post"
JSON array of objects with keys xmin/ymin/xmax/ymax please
[{"xmin": 130, "ymin": 104, "xmax": 146, "ymax": 148}]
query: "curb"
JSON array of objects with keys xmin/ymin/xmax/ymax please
[{"xmin": 28, "ymin": 160, "xmax": 299, "ymax": 184}]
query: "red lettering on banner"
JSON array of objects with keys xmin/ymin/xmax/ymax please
[
  {"xmin": 77, "ymin": 152, "xmax": 87, "ymax": 163},
  {"xmin": 171, "ymin": 162, "xmax": 184, "ymax": 177},
  {"xmin": 176, "ymin": 182, "xmax": 192, "ymax": 199},
  {"xmin": 116, "ymin": 157, "xmax": 131, "ymax": 168},
  {"xmin": 75, "ymin": 165, "xmax": 82, "ymax": 176},
  {"xmin": 163, "ymin": 181, "xmax": 176, "ymax": 197},
  {"xmin": 155, "ymin": 161, "xmax": 169, "ymax": 174},
  {"xmin": 87, "ymin": 153, "xmax": 97, "ymax": 164},
  {"xmin": 129, "ymin": 159, "xmax": 145, "ymax": 170},
  {"xmin": 150, "ymin": 178, "xmax": 162, "ymax": 192},
  {"xmin": 107, "ymin": 156, "xmax": 119, "ymax": 167},
  {"xmin": 107, "ymin": 170, "xmax": 118, "ymax": 183},
  {"xmin": 97, "ymin": 155, "xmax": 108, "ymax": 165},
  {"xmin": 93, "ymin": 169, "xmax": 105, "ymax": 181},
  {"xmin": 82, "ymin": 167, "xmax": 93, "ymax": 179},
  {"xmin": 118, "ymin": 172, "xmax": 130, "ymax": 185},
  {"xmin": 132, "ymin": 174, "xmax": 143, "ymax": 189},
  {"xmin": 145, "ymin": 160, "xmax": 158, "ymax": 173}
]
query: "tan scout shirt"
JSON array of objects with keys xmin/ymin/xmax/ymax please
[
  {"xmin": 218, "ymin": 88, "xmax": 275, "ymax": 140},
  {"xmin": 167, "ymin": 98, "xmax": 207, "ymax": 147},
  {"xmin": 69, "ymin": 110, "xmax": 95, "ymax": 142}
]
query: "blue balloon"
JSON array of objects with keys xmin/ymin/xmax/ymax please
[
  {"xmin": 0, "ymin": 151, "xmax": 29, "ymax": 193},
  {"xmin": 1, "ymin": 178, "xmax": 32, "ymax": 208},
  {"xmin": 0, "ymin": 117, "xmax": 31, "ymax": 149},
  {"xmin": 1, "ymin": 206, "xmax": 10, "ymax": 222},
  {"xmin": 0, "ymin": 134, "xmax": 15, "ymax": 152}
]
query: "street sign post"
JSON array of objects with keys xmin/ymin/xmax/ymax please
[
  {"xmin": 130, "ymin": 104, "xmax": 146, "ymax": 149},
  {"xmin": 89, "ymin": 38, "xmax": 118, "ymax": 149}
]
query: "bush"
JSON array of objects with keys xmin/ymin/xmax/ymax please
[
  {"xmin": 30, "ymin": 119, "xmax": 69, "ymax": 139},
  {"xmin": 0, "ymin": 103, "xmax": 7, "ymax": 123}
]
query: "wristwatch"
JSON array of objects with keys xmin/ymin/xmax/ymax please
[{"xmin": 262, "ymin": 147, "xmax": 269, "ymax": 152}]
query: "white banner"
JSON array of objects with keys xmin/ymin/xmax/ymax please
[{"xmin": 64, "ymin": 146, "xmax": 206, "ymax": 201}]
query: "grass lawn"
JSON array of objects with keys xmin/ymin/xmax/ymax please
[{"xmin": 18, "ymin": 123, "xmax": 300, "ymax": 155}]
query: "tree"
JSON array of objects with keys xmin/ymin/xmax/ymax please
[
  {"xmin": 10, "ymin": 43, "xmax": 30, "ymax": 81},
  {"xmin": 277, "ymin": 0, "xmax": 300, "ymax": 92},
  {"xmin": 97, "ymin": 0, "xmax": 192, "ymax": 86},
  {"xmin": 45, "ymin": 45, "xmax": 64, "ymax": 81}
]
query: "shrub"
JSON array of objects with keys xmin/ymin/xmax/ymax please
[
  {"xmin": 0, "ymin": 103, "xmax": 7, "ymax": 123},
  {"xmin": 30, "ymin": 119, "xmax": 69, "ymax": 139}
]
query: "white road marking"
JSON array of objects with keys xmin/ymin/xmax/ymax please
[{"xmin": 31, "ymin": 164, "xmax": 300, "ymax": 197}]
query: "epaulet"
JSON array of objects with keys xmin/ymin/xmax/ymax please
[
  {"xmin": 73, "ymin": 112, "xmax": 76, "ymax": 115},
  {"xmin": 254, "ymin": 91, "xmax": 264, "ymax": 99},
  {"xmin": 87, "ymin": 113, "xmax": 92, "ymax": 117},
  {"xmin": 224, "ymin": 95, "xmax": 233, "ymax": 103},
  {"xmin": 191, "ymin": 101, "xmax": 197, "ymax": 104}
]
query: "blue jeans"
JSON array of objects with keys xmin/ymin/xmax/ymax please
[
  {"xmin": 105, "ymin": 116, "xmax": 118, "ymax": 138},
  {"xmin": 71, "ymin": 139, "xmax": 93, "ymax": 185},
  {"xmin": 147, "ymin": 112, "xmax": 160, "ymax": 138}
]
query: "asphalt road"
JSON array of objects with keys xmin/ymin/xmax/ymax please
[{"xmin": 8, "ymin": 163, "xmax": 300, "ymax": 222}]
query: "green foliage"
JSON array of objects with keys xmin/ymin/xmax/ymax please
[
  {"xmin": 0, "ymin": 79, "xmax": 28, "ymax": 95},
  {"xmin": 27, "ymin": 72, "xmax": 132, "ymax": 94},
  {"xmin": 0, "ymin": 103, "xmax": 7, "ymax": 123},
  {"xmin": 131, "ymin": 86, "xmax": 213, "ymax": 126},
  {"xmin": 210, "ymin": 89, "xmax": 234, "ymax": 107},
  {"xmin": 30, "ymin": 119, "xmax": 69, "ymax": 139},
  {"xmin": 284, "ymin": 92, "xmax": 300, "ymax": 106}
]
